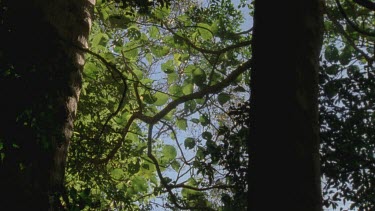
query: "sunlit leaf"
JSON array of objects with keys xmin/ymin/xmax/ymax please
[
  {"xmin": 161, "ymin": 60, "xmax": 174, "ymax": 74},
  {"xmin": 111, "ymin": 168, "xmax": 124, "ymax": 180},
  {"xmin": 182, "ymin": 83, "xmax": 193, "ymax": 95},
  {"xmin": 162, "ymin": 145, "xmax": 177, "ymax": 162},
  {"xmin": 177, "ymin": 118, "xmax": 187, "ymax": 130},
  {"xmin": 149, "ymin": 26, "xmax": 160, "ymax": 39},
  {"xmin": 197, "ymin": 23, "xmax": 213, "ymax": 40},
  {"xmin": 154, "ymin": 92, "xmax": 169, "ymax": 106}
]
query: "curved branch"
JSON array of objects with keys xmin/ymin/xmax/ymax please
[
  {"xmin": 163, "ymin": 22, "xmax": 252, "ymax": 55},
  {"xmin": 170, "ymin": 183, "xmax": 235, "ymax": 191},
  {"xmin": 90, "ymin": 113, "xmax": 137, "ymax": 164},
  {"xmin": 325, "ymin": 9, "xmax": 374, "ymax": 65},
  {"xmin": 160, "ymin": 120, "xmax": 189, "ymax": 165},
  {"xmin": 146, "ymin": 124, "xmax": 216, "ymax": 211},
  {"xmin": 138, "ymin": 59, "xmax": 252, "ymax": 125},
  {"xmin": 146, "ymin": 124, "xmax": 190, "ymax": 210},
  {"xmin": 73, "ymin": 45, "xmax": 128, "ymax": 143},
  {"xmin": 334, "ymin": 0, "xmax": 375, "ymax": 37}
]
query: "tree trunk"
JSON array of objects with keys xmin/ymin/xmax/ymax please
[
  {"xmin": 0, "ymin": 0, "xmax": 94, "ymax": 209},
  {"xmin": 248, "ymin": 0, "xmax": 323, "ymax": 210}
]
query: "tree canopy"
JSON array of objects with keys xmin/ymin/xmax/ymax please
[
  {"xmin": 1, "ymin": 0, "xmax": 375, "ymax": 210},
  {"xmin": 65, "ymin": 0, "xmax": 251, "ymax": 210}
]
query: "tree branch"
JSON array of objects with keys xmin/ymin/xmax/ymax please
[
  {"xmin": 325, "ymin": 8, "xmax": 374, "ymax": 65},
  {"xmin": 137, "ymin": 59, "xmax": 252, "ymax": 125},
  {"xmin": 334, "ymin": 0, "xmax": 375, "ymax": 37}
]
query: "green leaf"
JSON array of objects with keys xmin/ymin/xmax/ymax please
[
  {"xmin": 177, "ymin": 14, "xmax": 189, "ymax": 23},
  {"xmin": 167, "ymin": 72, "xmax": 178, "ymax": 84},
  {"xmin": 149, "ymin": 26, "xmax": 160, "ymax": 39},
  {"xmin": 111, "ymin": 168, "xmax": 124, "ymax": 180},
  {"xmin": 146, "ymin": 53, "xmax": 153, "ymax": 64},
  {"xmin": 185, "ymin": 64, "xmax": 197, "ymax": 74},
  {"xmin": 197, "ymin": 23, "xmax": 213, "ymax": 40},
  {"xmin": 192, "ymin": 68, "xmax": 206, "ymax": 86},
  {"xmin": 182, "ymin": 83, "xmax": 193, "ymax": 95},
  {"xmin": 177, "ymin": 118, "xmax": 187, "ymax": 131},
  {"xmin": 128, "ymin": 160, "xmax": 141, "ymax": 174},
  {"xmin": 184, "ymin": 100, "xmax": 196, "ymax": 113},
  {"xmin": 202, "ymin": 131, "xmax": 212, "ymax": 141},
  {"xmin": 195, "ymin": 98, "xmax": 205, "ymax": 104},
  {"xmin": 132, "ymin": 68, "xmax": 143, "ymax": 79},
  {"xmin": 92, "ymin": 33, "xmax": 109, "ymax": 47},
  {"xmin": 169, "ymin": 85, "xmax": 182, "ymax": 97},
  {"xmin": 132, "ymin": 176, "xmax": 148, "ymax": 192},
  {"xmin": 151, "ymin": 46, "xmax": 170, "ymax": 57},
  {"xmin": 200, "ymin": 114, "xmax": 210, "ymax": 126},
  {"xmin": 325, "ymin": 64, "xmax": 340, "ymax": 75},
  {"xmin": 184, "ymin": 137, "xmax": 196, "ymax": 149},
  {"xmin": 154, "ymin": 92, "xmax": 169, "ymax": 106},
  {"xmin": 161, "ymin": 60, "xmax": 174, "ymax": 74},
  {"xmin": 339, "ymin": 45, "xmax": 354, "ymax": 65},
  {"xmin": 171, "ymin": 160, "xmax": 181, "ymax": 172},
  {"xmin": 84, "ymin": 62, "xmax": 98, "ymax": 77},
  {"xmin": 218, "ymin": 93, "xmax": 231, "ymax": 106},
  {"xmin": 154, "ymin": 7, "xmax": 170, "ymax": 19},
  {"xmin": 234, "ymin": 86, "xmax": 246, "ymax": 92},
  {"xmin": 162, "ymin": 145, "xmax": 177, "ymax": 162},
  {"xmin": 123, "ymin": 44, "xmax": 138, "ymax": 59},
  {"xmin": 325, "ymin": 45, "xmax": 339, "ymax": 63},
  {"xmin": 128, "ymin": 26, "xmax": 141, "ymax": 40},
  {"xmin": 196, "ymin": 146, "xmax": 206, "ymax": 160},
  {"xmin": 108, "ymin": 15, "xmax": 131, "ymax": 28},
  {"xmin": 142, "ymin": 93, "xmax": 157, "ymax": 104},
  {"xmin": 174, "ymin": 53, "xmax": 182, "ymax": 66}
]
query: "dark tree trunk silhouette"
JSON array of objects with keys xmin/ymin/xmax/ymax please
[
  {"xmin": 0, "ymin": 0, "xmax": 94, "ymax": 209},
  {"xmin": 248, "ymin": 0, "xmax": 324, "ymax": 210}
]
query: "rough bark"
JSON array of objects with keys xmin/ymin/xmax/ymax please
[
  {"xmin": 248, "ymin": 0, "xmax": 324, "ymax": 210},
  {"xmin": 0, "ymin": 0, "xmax": 94, "ymax": 210}
]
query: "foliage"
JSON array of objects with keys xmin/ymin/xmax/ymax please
[
  {"xmin": 320, "ymin": 0, "xmax": 375, "ymax": 210},
  {"xmin": 61, "ymin": 0, "xmax": 375, "ymax": 210},
  {"xmin": 65, "ymin": 0, "xmax": 252, "ymax": 210}
]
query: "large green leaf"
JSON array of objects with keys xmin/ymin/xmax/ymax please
[
  {"xmin": 177, "ymin": 118, "xmax": 187, "ymax": 130},
  {"xmin": 161, "ymin": 145, "xmax": 177, "ymax": 163},
  {"xmin": 154, "ymin": 92, "xmax": 169, "ymax": 106},
  {"xmin": 161, "ymin": 60, "xmax": 175, "ymax": 74},
  {"xmin": 111, "ymin": 168, "xmax": 124, "ymax": 180}
]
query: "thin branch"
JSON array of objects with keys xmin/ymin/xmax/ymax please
[
  {"xmin": 137, "ymin": 59, "xmax": 252, "ymax": 125},
  {"xmin": 73, "ymin": 45, "xmax": 129, "ymax": 143},
  {"xmin": 170, "ymin": 183, "xmax": 235, "ymax": 191},
  {"xmin": 334, "ymin": 0, "xmax": 375, "ymax": 37},
  {"xmin": 163, "ymin": 22, "xmax": 252, "ymax": 55},
  {"xmin": 90, "ymin": 114, "xmax": 137, "ymax": 164},
  {"xmin": 160, "ymin": 120, "xmax": 189, "ymax": 165},
  {"xmin": 325, "ymin": 8, "xmax": 374, "ymax": 65},
  {"xmin": 147, "ymin": 124, "xmax": 216, "ymax": 211}
]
